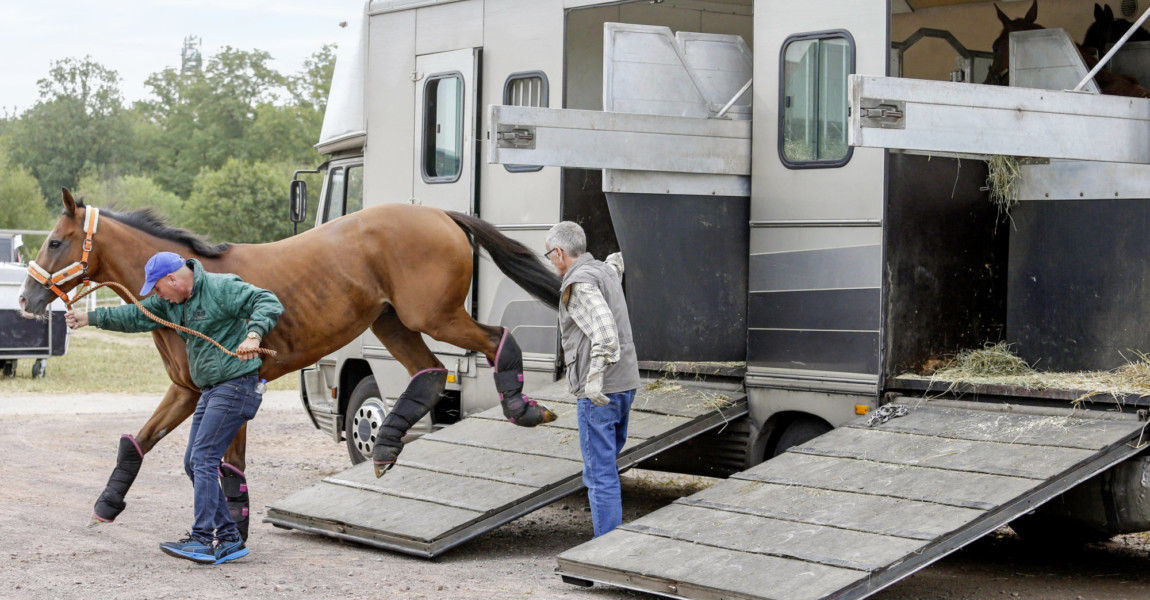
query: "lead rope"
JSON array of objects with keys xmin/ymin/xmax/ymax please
[
  {"xmin": 866, "ymin": 404, "xmax": 909, "ymax": 427},
  {"xmin": 68, "ymin": 281, "xmax": 277, "ymax": 359}
]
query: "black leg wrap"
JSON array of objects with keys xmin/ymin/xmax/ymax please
[
  {"xmin": 218, "ymin": 463, "xmax": 249, "ymax": 542},
  {"xmin": 492, "ymin": 329, "xmax": 557, "ymax": 427},
  {"xmin": 372, "ymin": 369, "xmax": 447, "ymax": 475},
  {"xmin": 93, "ymin": 435, "xmax": 144, "ymax": 523}
]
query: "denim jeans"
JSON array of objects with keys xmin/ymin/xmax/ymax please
[
  {"xmin": 577, "ymin": 389, "xmax": 635, "ymax": 538},
  {"xmin": 183, "ymin": 373, "xmax": 262, "ymax": 543}
]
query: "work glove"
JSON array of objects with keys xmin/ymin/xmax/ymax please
[
  {"xmin": 605, "ymin": 252, "xmax": 624, "ymax": 275},
  {"xmin": 585, "ymin": 371, "xmax": 611, "ymax": 406}
]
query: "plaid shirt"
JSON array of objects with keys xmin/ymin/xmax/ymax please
[{"xmin": 566, "ymin": 255, "xmax": 624, "ymax": 377}]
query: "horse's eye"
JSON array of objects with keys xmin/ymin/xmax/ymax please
[{"xmin": 48, "ymin": 240, "xmax": 61, "ymax": 249}]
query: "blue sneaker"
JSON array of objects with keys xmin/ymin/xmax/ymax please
[
  {"xmin": 159, "ymin": 534, "xmax": 216, "ymax": 564},
  {"xmin": 212, "ymin": 537, "xmax": 249, "ymax": 565}
]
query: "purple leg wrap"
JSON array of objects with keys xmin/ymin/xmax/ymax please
[
  {"xmin": 219, "ymin": 463, "xmax": 250, "ymax": 542},
  {"xmin": 372, "ymin": 368, "xmax": 447, "ymax": 476},
  {"xmin": 93, "ymin": 434, "xmax": 144, "ymax": 523},
  {"xmin": 492, "ymin": 329, "xmax": 557, "ymax": 427}
]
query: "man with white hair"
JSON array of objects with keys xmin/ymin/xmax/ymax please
[{"xmin": 544, "ymin": 221, "xmax": 640, "ymax": 537}]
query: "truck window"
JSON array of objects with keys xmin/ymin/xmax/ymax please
[
  {"xmin": 346, "ymin": 165, "xmax": 363, "ymax": 214},
  {"xmin": 503, "ymin": 71, "xmax": 548, "ymax": 173},
  {"xmin": 322, "ymin": 165, "xmax": 364, "ymax": 224},
  {"xmin": 323, "ymin": 167, "xmax": 347, "ymax": 224},
  {"xmin": 779, "ymin": 31, "xmax": 855, "ymax": 168},
  {"xmin": 422, "ymin": 73, "xmax": 464, "ymax": 183}
]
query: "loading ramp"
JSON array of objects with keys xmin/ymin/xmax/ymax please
[
  {"xmin": 264, "ymin": 378, "xmax": 747, "ymax": 557},
  {"xmin": 556, "ymin": 400, "xmax": 1149, "ymax": 600}
]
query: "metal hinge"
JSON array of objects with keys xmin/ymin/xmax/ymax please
[
  {"xmin": 859, "ymin": 99, "xmax": 906, "ymax": 129},
  {"xmin": 495, "ymin": 124, "xmax": 536, "ymax": 149}
]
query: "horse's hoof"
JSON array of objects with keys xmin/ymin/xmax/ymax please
[
  {"xmin": 373, "ymin": 460, "xmax": 395, "ymax": 478},
  {"xmin": 512, "ymin": 403, "xmax": 558, "ymax": 427},
  {"xmin": 87, "ymin": 513, "xmax": 111, "ymax": 528}
]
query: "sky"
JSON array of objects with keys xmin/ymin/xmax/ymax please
[{"xmin": 0, "ymin": 0, "xmax": 366, "ymax": 115}]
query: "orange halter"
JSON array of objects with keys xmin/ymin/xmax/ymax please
[{"xmin": 26, "ymin": 207, "xmax": 100, "ymax": 304}]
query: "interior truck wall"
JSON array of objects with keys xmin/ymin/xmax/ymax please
[
  {"xmin": 884, "ymin": 153, "xmax": 1007, "ymax": 376},
  {"xmin": 564, "ymin": 0, "xmax": 754, "ymax": 111},
  {"xmin": 893, "ymin": 0, "xmax": 1119, "ymax": 82}
]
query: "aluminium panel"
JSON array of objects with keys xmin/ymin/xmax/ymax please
[
  {"xmin": 264, "ymin": 378, "xmax": 748, "ymax": 557},
  {"xmin": 556, "ymin": 403, "xmax": 1149, "ymax": 600},
  {"xmin": 849, "ymin": 75, "xmax": 1150, "ymax": 164},
  {"xmin": 488, "ymin": 105, "xmax": 751, "ymax": 173}
]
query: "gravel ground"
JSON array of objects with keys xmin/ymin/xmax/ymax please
[{"xmin": 2, "ymin": 391, "xmax": 1149, "ymax": 600}]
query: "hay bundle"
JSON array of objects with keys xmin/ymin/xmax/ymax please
[{"xmin": 984, "ymin": 155, "xmax": 1021, "ymax": 221}]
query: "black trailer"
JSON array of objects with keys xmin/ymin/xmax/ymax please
[{"xmin": 0, "ymin": 262, "xmax": 68, "ymax": 378}]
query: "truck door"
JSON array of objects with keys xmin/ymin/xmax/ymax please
[
  {"xmin": 412, "ymin": 47, "xmax": 481, "ymax": 356},
  {"xmin": 412, "ymin": 48, "xmax": 480, "ymax": 215},
  {"xmin": 748, "ymin": 1, "xmax": 888, "ymax": 392}
]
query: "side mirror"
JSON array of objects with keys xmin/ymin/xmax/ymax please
[{"xmin": 289, "ymin": 180, "xmax": 308, "ymax": 223}]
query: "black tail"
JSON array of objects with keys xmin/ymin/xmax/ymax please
[{"xmin": 448, "ymin": 212, "xmax": 561, "ymax": 307}]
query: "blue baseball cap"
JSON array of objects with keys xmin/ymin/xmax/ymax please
[{"xmin": 140, "ymin": 252, "xmax": 187, "ymax": 296}]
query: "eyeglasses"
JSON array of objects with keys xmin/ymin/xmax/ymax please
[{"xmin": 544, "ymin": 247, "xmax": 559, "ymax": 259}]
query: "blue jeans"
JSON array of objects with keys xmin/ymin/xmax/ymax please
[
  {"xmin": 183, "ymin": 374, "xmax": 262, "ymax": 543},
  {"xmin": 577, "ymin": 389, "xmax": 635, "ymax": 538}
]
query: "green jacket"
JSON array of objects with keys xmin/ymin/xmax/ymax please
[{"xmin": 91, "ymin": 258, "xmax": 283, "ymax": 388}]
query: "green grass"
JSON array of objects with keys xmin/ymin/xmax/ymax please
[{"xmin": 0, "ymin": 327, "xmax": 299, "ymax": 394}]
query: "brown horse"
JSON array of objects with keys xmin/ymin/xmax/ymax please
[
  {"xmin": 984, "ymin": 0, "xmax": 1150, "ymax": 98},
  {"xmin": 18, "ymin": 189, "xmax": 559, "ymax": 536}
]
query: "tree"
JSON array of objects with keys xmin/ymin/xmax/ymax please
[
  {"xmin": 0, "ymin": 146, "xmax": 53, "ymax": 260},
  {"xmin": 75, "ymin": 172, "xmax": 185, "ymax": 225},
  {"xmin": 141, "ymin": 47, "xmax": 290, "ymax": 198},
  {"xmin": 183, "ymin": 159, "xmax": 294, "ymax": 244},
  {"xmin": 6, "ymin": 57, "xmax": 132, "ymax": 202}
]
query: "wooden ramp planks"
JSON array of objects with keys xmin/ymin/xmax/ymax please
[
  {"xmin": 264, "ymin": 378, "xmax": 747, "ymax": 557},
  {"xmin": 556, "ymin": 403, "xmax": 1149, "ymax": 600}
]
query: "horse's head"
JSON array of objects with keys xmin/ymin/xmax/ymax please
[
  {"xmin": 1083, "ymin": 3, "xmax": 1117, "ymax": 58},
  {"xmin": 18, "ymin": 189, "xmax": 100, "ymax": 318},
  {"xmin": 984, "ymin": 0, "xmax": 1042, "ymax": 86},
  {"xmin": 1084, "ymin": 2, "xmax": 1150, "ymax": 58}
]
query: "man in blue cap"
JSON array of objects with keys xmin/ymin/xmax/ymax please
[{"xmin": 66, "ymin": 251, "xmax": 283, "ymax": 565}]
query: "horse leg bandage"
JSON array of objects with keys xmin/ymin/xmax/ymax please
[
  {"xmin": 218, "ymin": 463, "xmax": 249, "ymax": 542},
  {"xmin": 92, "ymin": 434, "xmax": 144, "ymax": 523},
  {"xmin": 492, "ymin": 329, "xmax": 557, "ymax": 428},
  {"xmin": 373, "ymin": 368, "xmax": 447, "ymax": 477}
]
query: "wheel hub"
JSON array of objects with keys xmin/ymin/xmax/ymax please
[{"xmin": 351, "ymin": 398, "xmax": 387, "ymax": 457}]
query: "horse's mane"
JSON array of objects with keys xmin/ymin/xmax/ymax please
[{"xmin": 76, "ymin": 199, "xmax": 232, "ymax": 257}]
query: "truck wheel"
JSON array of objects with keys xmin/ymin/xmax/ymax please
[
  {"xmin": 1, "ymin": 360, "xmax": 16, "ymax": 378},
  {"xmin": 345, "ymin": 377, "xmax": 385, "ymax": 464},
  {"xmin": 771, "ymin": 417, "xmax": 832, "ymax": 457},
  {"xmin": 31, "ymin": 360, "xmax": 46, "ymax": 378}
]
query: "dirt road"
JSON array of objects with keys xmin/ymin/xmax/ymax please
[{"xmin": 2, "ymin": 392, "xmax": 1149, "ymax": 600}]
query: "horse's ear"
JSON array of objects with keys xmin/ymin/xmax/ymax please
[
  {"xmin": 61, "ymin": 188, "xmax": 77, "ymax": 216},
  {"xmin": 1104, "ymin": 4, "xmax": 1114, "ymax": 21},
  {"xmin": 996, "ymin": 4, "xmax": 1011, "ymax": 27},
  {"xmin": 1025, "ymin": 0, "xmax": 1038, "ymax": 23},
  {"xmin": 1095, "ymin": 4, "xmax": 1105, "ymax": 21}
]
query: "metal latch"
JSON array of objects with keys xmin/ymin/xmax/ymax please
[
  {"xmin": 859, "ymin": 99, "xmax": 905, "ymax": 129},
  {"xmin": 496, "ymin": 125, "xmax": 536, "ymax": 149}
]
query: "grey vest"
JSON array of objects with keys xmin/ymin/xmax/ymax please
[{"xmin": 558, "ymin": 254, "xmax": 641, "ymax": 396}]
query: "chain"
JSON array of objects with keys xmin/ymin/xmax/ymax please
[
  {"xmin": 68, "ymin": 281, "xmax": 277, "ymax": 359},
  {"xmin": 866, "ymin": 404, "xmax": 909, "ymax": 427}
]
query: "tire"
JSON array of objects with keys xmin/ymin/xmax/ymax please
[
  {"xmin": 1, "ymin": 360, "xmax": 16, "ymax": 378},
  {"xmin": 31, "ymin": 360, "xmax": 45, "ymax": 378},
  {"xmin": 771, "ymin": 417, "xmax": 833, "ymax": 457},
  {"xmin": 343, "ymin": 375, "xmax": 436, "ymax": 465},
  {"xmin": 345, "ymin": 377, "xmax": 386, "ymax": 464}
]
